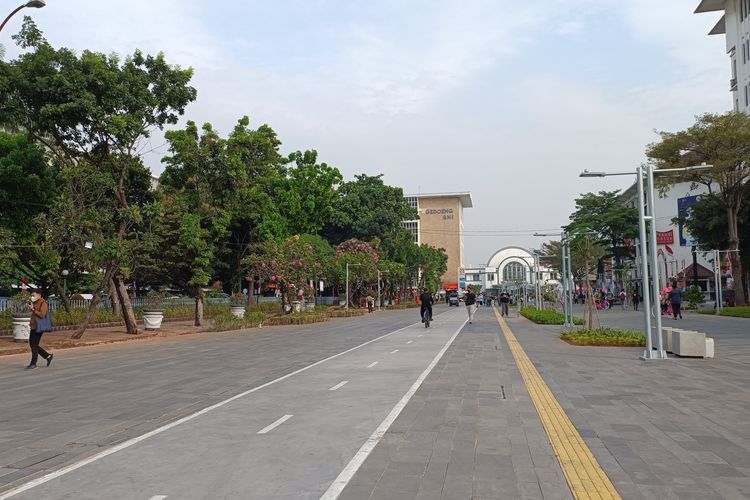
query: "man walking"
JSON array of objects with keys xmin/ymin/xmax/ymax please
[
  {"xmin": 669, "ymin": 282, "xmax": 683, "ymax": 319},
  {"xmin": 632, "ymin": 290, "xmax": 640, "ymax": 311},
  {"xmin": 499, "ymin": 290, "xmax": 510, "ymax": 317},
  {"xmin": 464, "ymin": 287, "xmax": 477, "ymax": 324}
]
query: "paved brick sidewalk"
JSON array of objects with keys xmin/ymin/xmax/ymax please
[
  {"xmin": 0, "ymin": 320, "xmax": 203, "ymax": 356},
  {"xmin": 507, "ymin": 314, "xmax": 750, "ymax": 499},
  {"xmin": 339, "ymin": 307, "xmax": 571, "ymax": 500}
]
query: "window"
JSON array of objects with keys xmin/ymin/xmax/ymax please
[
  {"xmin": 404, "ymin": 196, "xmax": 419, "ymax": 211},
  {"xmin": 503, "ymin": 262, "xmax": 526, "ymax": 282},
  {"xmin": 487, "ymin": 273, "xmax": 495, "ymax": 282},
  {"xmin": 743, "ymin": 40, "xmax": 746, "ymax": 64},
  {"xmin": 745, "ymin": 84, "xmax": 748, "ymax": 107},
  {"xmin": 401, "ymin": 221, "xmax": 419, "ymax": 243}
]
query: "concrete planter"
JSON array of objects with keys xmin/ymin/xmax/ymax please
[
  {"xmin": 231, "ymin": 305, "xmax": 245, "ymax": 319},
  {"xmin": 292, "ymin": 301, "xmax": 302, "ymax": 313},
  {"xmin": 143, "ymin": 309, "xmax": 164, "ymax": 330},
  {"xmin": 12, "ymin": 315, "xmax": 31, "ymax": 342},
  {"xmin": 305, "ymin": 302, "xmax": 315, "ymax": 312}
]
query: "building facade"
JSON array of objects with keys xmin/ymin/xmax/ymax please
[
  {"xmin": 464, "ymin": 247, "xmax": 557, "ymax": 292},
  {"xmin": 696, "ymin": 0, "xmax": 750, "ymax": 112},
  {"xmin": 402, "ymin": 192, "xmax": 473, "ymax": 287},
  {"xmin": 620, "ymin": 180, "xmax": 721, "ymax": 294}
]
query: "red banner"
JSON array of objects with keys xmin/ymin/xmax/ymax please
[{"xmin": 656, "ymin": 230, "xmax": 674, "ymax": 245}]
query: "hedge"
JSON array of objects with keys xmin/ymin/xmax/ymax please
[
  {"xmin": 520, "ymin": 307, "xmax": 584, "ymax": 325},
  {"xmin": 561, "ymin": 328, "xmax": 646, "ymax": 347}
]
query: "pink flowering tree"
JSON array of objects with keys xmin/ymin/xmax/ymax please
[{"xmin": 334, "ymin": 238, "xmax": 379, "ymax": 307}]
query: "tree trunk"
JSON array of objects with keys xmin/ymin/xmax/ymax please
[
  {"xmin": 53, "ymin": 278, "xmax": 71, "ymax": 313},
  {"xmin": 584, "ymin": 255, "xmax": 593, "ymax": 330},
  {"xmin": 727, "ymin": 205, "xmax": 746, "ymax": 306},
  {"xmin": 194, "ymin": 286, "xmax": 204, "ymax": 326},
  {"xmin": 114, "ymin": 276, "xmax": 139, "ymax": 335},
  {"xmin": 110, "ymin": 277, "xmax": 122, "ymax": 318},
  {"xmin": 71, "ymin": 265, "xmax": 116, "ymax": 339}
]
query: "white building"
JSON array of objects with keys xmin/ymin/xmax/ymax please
[
  {"xmin": 695, "ymin": 0, "xmax": 750, "ymax": 112},
  {"xmin": 463, "ymin": 246, "xmax": 558, "ymax": 293}
]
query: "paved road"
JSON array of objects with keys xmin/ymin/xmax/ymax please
[{"xmin": 0, "ymin": 306, "xmax": 469, "ymax": 499}]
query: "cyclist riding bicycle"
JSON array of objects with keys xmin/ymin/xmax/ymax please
[{"xmin": 419, "ymin": 288, "xmax": 434, "ymax": 324}]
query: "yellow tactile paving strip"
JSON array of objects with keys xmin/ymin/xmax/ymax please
[{"xmin": 493, "ymin": 307, "xmax": 621, "ymax": 500}]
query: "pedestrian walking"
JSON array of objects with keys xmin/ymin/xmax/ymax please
[
  {"xmin": 619, "ymin": 290, "xmax": 626, "ymax": 310},
  {"xmin": 366, "ymin": 294, "xmax": 375, "ymax": 313},
  {"xmin": 499, "ymin": 290, "xmax": 510, "ymax": 317},
  {"xmin": 669, "ymin": 282, "xmax": 683, "ymax": 320},
  {"xmin": 26, "ymin": 289, "xmax": 53, "ymax": 370},
  {"xmin": 464, "ymin": 287, "xmax": 477, "ymax": 324},
  {"xmin": 632, "ymin": 290, "xmax": 640, "ymax": 311}
]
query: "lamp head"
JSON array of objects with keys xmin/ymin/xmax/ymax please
[
  {"xmin": 25, "ymin": 0, "xmax": 46, "ymax": 8},
  {"xmin": 579, "ymin": 170, "xmax": 606, "ymax": 178}
]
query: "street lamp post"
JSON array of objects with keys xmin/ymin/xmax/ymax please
[
  {"xmin": 533, "ymin": 232, "xmax": 573, "ymax": 327},
  {"xmin": 1, "ymin": 1, "xmax": 45, "ymax": 33},
  {"xmin": 377, "ymin": 269, "xmax": 390, "ymax": 311},
  {"xmin": 580, "ymin": 163, "xmax": 713, "ymax": 360}
]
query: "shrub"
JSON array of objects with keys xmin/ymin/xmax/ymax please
[
  {"xmin": 209, "ymin": 310, "xmax": 266, "ymax": 332},
  {"xmin": 520, "ymin": 307, "xmax": 584, "ymax": 325},
  {"xmin": 561, "ymin": 328, "xmax": 646, "ymax": 347},
  {"xmin": 685, "ymin": 286, "xmax": 704, "ymax": 310},
  {"xmin": 264, "ymin": 312, "xmax": 328, "ymax": 326},
  {"xmin": 230, "ymin": 293, "xmax": 247, "ymax": 307},
  {"xmin": 144, "ymin": 292, "xmax": 165, "ymax": 311},
  {"xmin": 247, "ymin": 301, "xmax": 283, "ymax": 314},
  {"xmin": 327, "ymin": 308, "xmax": 368, "ymax": 318},
  {"xmin": 10, "ymin": 291, "xmax": 32, "ymax": 316}
]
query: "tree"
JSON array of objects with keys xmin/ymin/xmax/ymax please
[
  {"xmin": 277, "ymin": 150, "xmax": 342, "ymax": 236},
  {"xmin": 0, "ymin": 19, "xmax": 196, "ymax": 336},
  {"xmin": 648, "ymin": 112, "xmax": 750, "ymax": 306},
  {"xmin": 566, "ymin": 190, "xmax": 638, "ymax": 271},
  {"xmin": 244, "ymin": 235, "xmax": 320, "ymax": 310},
  {"xmin": 323, "ymin": 174, "xmax": 417, "ymax": 244},
  {"xmin": 678, "ymin": 193, "xmax": 750, "ymax": 279},
  {"xmin": 160, "ymin": 122, "xmax": 234, "ymax": 326},
  {"xmin": 334, "ymin": 239, "xmax": 380, "ymax": 307}
]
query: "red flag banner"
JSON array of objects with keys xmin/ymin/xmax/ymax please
[{"xmin": 656, "ymin": 230, "xmax": 674, "ymax": 245}]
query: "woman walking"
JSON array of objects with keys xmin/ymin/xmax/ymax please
[{"xmin": 26, "ymin": 289, "xmax": 53, "ymax": 370}]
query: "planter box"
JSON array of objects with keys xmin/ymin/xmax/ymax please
[
  {"xmin": 143, "ymin": 310, "xmax": 164, "ymax": 330},
  {"xmin": 305, "ymin": 303, "xmax": 315, "ymax": 312},
  {"xmin": 12, "ymin": 315, "xmax": 31, "ymax": 342},
  {"xmin": 231, "ymin": 305, "xmax": 245, "ymax": 319},
  {"xmin": 705, "ymin": 338, "xmax": 715, "ymax": 358},
  {"xmin": 292, "ymin": 301, "xmax": 302, "ymax": 313}
]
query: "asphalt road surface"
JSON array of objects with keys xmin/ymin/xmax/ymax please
[{"xmin": 0, "ymin": 306, "xmax": 467, "ymax": 499}]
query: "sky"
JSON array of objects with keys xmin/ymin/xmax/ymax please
[{"xmin": 2, "ymin": 0, "xmax": 731, "ymax": 265}]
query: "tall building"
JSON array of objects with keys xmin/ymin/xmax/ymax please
[
  {"xmin": 402, "ymin": 192, "xmax": 473, "ymax": 287},
  {"xmin": 695, "ymin": 0, "xmax": 750, "ymax": 112}
]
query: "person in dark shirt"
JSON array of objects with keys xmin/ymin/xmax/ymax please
[
  {"xmin": 464, "ymin": 287, "xmax": 477, "ymax": 324},
  {"xmin": 419, "ymin": 288, "xmax": 434, "ymax": 324},
  {"xmin": 669, "ymin": 282, "xmax": 683, "ymax": 319},
  {"xmin": 499, "ymin": 290, "xmax": 510, "ymax": 317}
]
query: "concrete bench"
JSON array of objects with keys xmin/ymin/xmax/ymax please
[
  {"xmin": 705, "ymin": 337, "xmax": 715, "ymax": 358},
  {"xmin": 672, "ymin": 330, "xmax": 706, "ymax": 357}
]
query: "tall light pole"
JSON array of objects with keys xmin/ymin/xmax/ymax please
[
  {"xmin": 1, "ymin": 1, "xmax": 45, "ymax": 33},
  {"xmin": 345, "ymin": 263, "xmax": 361, "ymax": 311},
  {"xmin": 580, "ymin": 163, "xmax": 713, "ymax": 360},
  {"xmin": 534, "ymin": 232, "xmax": 572, "ymax": 327}
]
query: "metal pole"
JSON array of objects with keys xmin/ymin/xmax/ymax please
[
  {"xmin": 646, "ymin": 164, "xmax": 666, "ymax": 358},
  {"xmin": 561, "ymin": 236, "xmax": 569, "ymax": 327},
  {"xmin": 345, "ymin": 263, "xmax": 349, "ymax": 311},
  {"xmin": 377, "ymin": 271, "xmax": 381, "ymax": 311},
  {"xmin": 636, "ymin": 165, "xmax": 654, "ymax": 359},
  {"xmin": 565, "ymin": 239, "xmax": 573, "ymax": 327}
]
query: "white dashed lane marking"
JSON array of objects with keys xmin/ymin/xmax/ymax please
[
  {"xmin": 329, "ymin": 381, "xmax": 349, "ymax": 391},
  {"xmin": 390, "ymin": 350, "xmax": 399, "ymax": 354},
  {"xmin": 257, "ymin": 415, "xmax": 293, "ymax": 435},
  {"xmin": 367, "ymin": 361, "xmax": 379, "ymax": 368}
]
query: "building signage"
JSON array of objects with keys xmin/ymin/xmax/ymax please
[
  {"xmin": 424, "ymin": 208, "xmax": 454, "ymax": 220},
  {"xmin": 677, "ymin": 196, "xmax": 700, "ymax": 246},
  {"xmin": 656, "ymin": 230, "xmax": 674, "ymax": 245}
]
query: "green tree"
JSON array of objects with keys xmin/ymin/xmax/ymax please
[
  {"xmin": 160, "ymin": 122, "xmax": 234, "ymax": 326},
  {"xmin": 648, "ymin": 112, "xmax": 750, "ymax": 306},
  {"xmin": 566, "ymin": 190, "xmax": 638, "ymax": 270},
  {"xmin": 0, "ymin": 19, "xmax": 196, "ymax": 336},
  {"xmin": 323, "ymin": 174, "xmax": 417, "ymax": 244}
]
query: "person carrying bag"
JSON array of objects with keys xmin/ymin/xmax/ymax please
[{"xmin": 26, "ymin": 289, "xmax": 54, "ymax": 370}]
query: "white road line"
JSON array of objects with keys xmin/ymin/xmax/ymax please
[
  {"xmin": 258, "ymin": 414, "xmax": 293, "ymax": 434},
  {"xmin": 0, "ymin": 320, "xmax": 425, "ymax": 500},
  {"xmin": 148, "ymin": 496, "xmax": 168, "ymax": 500},
  {"xmin": 406, "ymin": 341, "xmax": 413, "ymax": 345},
  {"xmin": 418, "ymin": 335, "xmax": 423, "ymax": 338},
  {"xmin": 390, "ymin": 349, "xmax": 399, "ymax": 354},
  {"xmin": 320, "ymin": 318, "xmax": 468, "ymax": 500},
  {"xmin": 328, "ymin": 380, "xmax": 349, "ymax": 391},
  {"xmin": 366, "ymin": 361, "xmax": 378, "ymax": 368}
]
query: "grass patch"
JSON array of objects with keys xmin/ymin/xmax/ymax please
[
  {"xmin": 326, "ymin": 308, "xmax": 368, "ymax": 318},
  {"xmin": 698, "ymin": 306, "xmax": 750, "ymax": 318},
  {"xmin": 561, "ymin": 328, "xmax": 646, "ymax": 347},
  {"xmin": 520, "ymin": 307, "xmax": 584, "ymax": 325},
  {"xmin": 264, "ymin": 312, "xmax": 328, "ymax": 326},
  {"xmin": 208, "ymin": 310, "xmax": 266, "ymax": 332}
]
